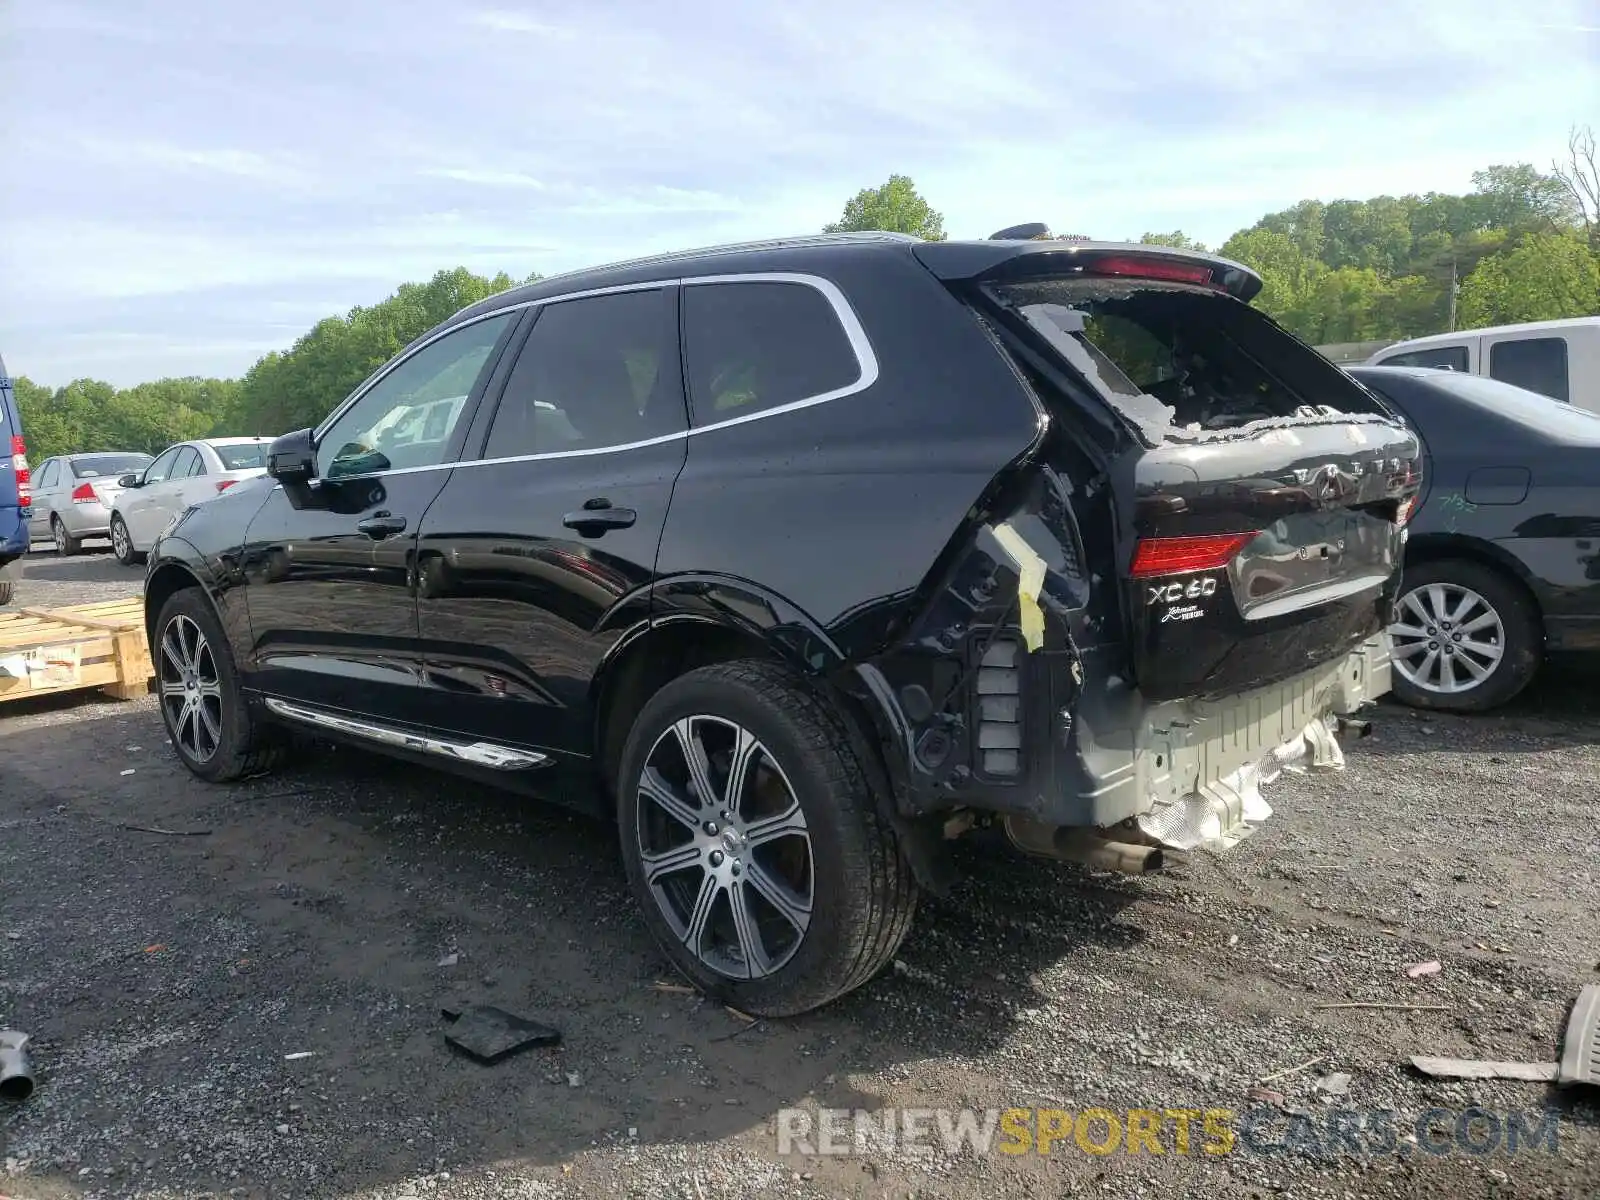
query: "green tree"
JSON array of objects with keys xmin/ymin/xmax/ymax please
[
  {"xmin": 232, "ymin": 267, "xmax": 518, "ymax": 434},
  {"xmin": 1456, "ymin": 230, "xmax": 1600, "ymax": 327},
  {"xmin": 1138, "ymin": 231, "xmax": 1207, "ymax": 251},
  {"xmin": 1467, "ymin": 164, "xmax": 1579, "ymax": 233},
  {"xmin": 823, "ymin": 175, "xmax": 946, "ymax": 240}
]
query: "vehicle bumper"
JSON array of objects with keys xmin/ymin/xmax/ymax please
[
  {"xmin": 0, "ymin": 510, "xmax": 28, "ymax": 563},
  {"xmin": 58, "ymin": 501, "xmax": 114, "ymax": 537},
  {"xmin": 1047, "ymin": 633, "xmax": 1391, "ymax": 849}
]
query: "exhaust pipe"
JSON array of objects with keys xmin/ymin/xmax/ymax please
[
  {"xmin": 0, "ymin": 1030, "xmax": 35, "ymax": 1102},
  {"xmin": 1003, "ymin": 817, "xmax": 1164, "ymax": 874}
]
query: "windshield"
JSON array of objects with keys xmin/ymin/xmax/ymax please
[
  {"xmin": 1411, "ymin": 370, "xmax": 1600, "ymax": 439},
  {"xmin": 211, "ymin": 442, "xmax": 269, "ymax": 470},
  {"xmin": 72, "ymin": 454, "xmax": 152, "ymax": 479}
]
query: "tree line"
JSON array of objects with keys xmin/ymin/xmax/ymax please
[{"xmin": 12, "ymin": 127, "xmax": 1597, "ymax": 462}]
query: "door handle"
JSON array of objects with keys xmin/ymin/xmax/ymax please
[
  {"xmin": 562, "ymin": 499, "xmax": 637, "ymax": 536},
  {"xmin": 357, "ymin": 514, "xmax": 408, "ymax": 539}
]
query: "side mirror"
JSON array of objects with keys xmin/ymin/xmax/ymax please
[
  {"xmin": 267, "ymin": 428, "xmax": 317, "ymax": 484},
  {"xmin": 268, "ymin": 428, "xmax": 323, "ymax": 510},
  {"xmin": 117, "ymin": 473, "xmax": 141, "ymax": 488}
]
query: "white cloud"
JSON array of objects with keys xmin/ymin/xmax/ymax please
[
  {"xmin": 463, "ymin": 9, "xmax": 574, "ymax": 37},
  {"xmin": 423, "ymin": 167, "xmax": 549, "ymax": 189}
]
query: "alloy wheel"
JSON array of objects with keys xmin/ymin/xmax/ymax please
[
  {"xmin": 52, "ymin": 518, "xmax": 68, "ymax": 555},
  {"xmin": 158, "ymin": 614, "xmax": 225, "ymax": 763},
  {"xmin": 1389, "ymin": 582, "xmax": 1505, "ymax": 696},
  {"xmin": 634, "ymin": 715, "xmax": 814, "ymax": 980},
  {"xmin": 111, "ymin": 519, "xmax": 131, "ymax": 561}
]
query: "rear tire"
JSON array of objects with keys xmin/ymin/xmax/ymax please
[
  {"xmin": 1388, "ymin": 558, "xmax": 1541, "ymax": 713},
  {"xmin": 0, "ymin": 572, "xmax": 13, "ymax": 606},
  {"xmin": 154, "ymin": 588, "xmax": 284, "ymax": 782},
  {"xmin": 51, "ymin": 515, "xmax": 82, "ymax": 557},
  {"xmin": 616, "ymin": 660, "xmax": 917, "ymax": 1017},
  {"xmin": 110, "ymin": 515, "xmax": 143, "ymax": 566}
]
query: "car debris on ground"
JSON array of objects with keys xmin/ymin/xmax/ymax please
[
  {"xmin": 0, "ymin": 1030, "xmax": 35, "ymax": 1102},
  {"xmin": 1411, "ymin": 983, "xmax": 1600, "ymax": 1087},
  {"xmin": 440, "ymin": 1005, "xmax": 561, "ymax": 1065}
]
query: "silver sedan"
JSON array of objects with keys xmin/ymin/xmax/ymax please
[{"xmin": 26, "ymin": 451, "xmax": 154, "ymax": 554}]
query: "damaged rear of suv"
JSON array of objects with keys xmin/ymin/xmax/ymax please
[{"xmin": 147, "ymin": 229, "xmax": 1418, "ymax": 1017}]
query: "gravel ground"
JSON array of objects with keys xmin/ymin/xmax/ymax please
[{"xmin": 2, "ymin": 545, "xmax": 1598, "ymax": 1200}]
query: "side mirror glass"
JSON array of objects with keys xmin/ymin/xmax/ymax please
[{"xmin": 117, "ymin": 473, "xmax": 141, "ymax": 488}]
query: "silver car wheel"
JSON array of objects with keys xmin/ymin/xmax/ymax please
[
  {"xmin": 52, "ymin": 517, "xmax": 69, "ymax": 555},
  {"xmin": 111, "ymin": 518, "xmax": 132, "ymax": 561},
  {"xmin": 634, "ymin": 714, "xmax": 814, "ymax": 980},
  {"xmin": 158, "ymin": 614, "xmax": 225, "ymax": 763},
  {"xmin": 1389, "ymin": 582, "xmax": 1506, "ymax": 696}
]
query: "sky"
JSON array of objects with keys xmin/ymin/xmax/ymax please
[{"xmin": 1, "ymin": 0, "xmax": 1596, "ymax": 389}]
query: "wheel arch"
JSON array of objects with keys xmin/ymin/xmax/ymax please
[
  {"xmin": 143, "ymin": 552, "xmax": 220, "ymax": 655},
  {"xmin": 591, "ymin": 583, "xmax": 944, "ymax": 891},
  {"xmin": 1403, "ymin": 533, "xmax": 1545, "ymax": 626}
]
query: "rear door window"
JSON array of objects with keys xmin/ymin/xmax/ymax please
[
  {"xmin": 681, "ymin": 279, "xmax": 864, "ymax": 425},
  {"xmin": 36, "ymin": 460, "xmax": 59, "ymax": 490},
  {"xmin": 482, "ymin": 287, "xmax": 682, "ymax": 459},
  {"xmin": 1488, "ymin": 336, "xmax": 1569, "ymax": 403},
  {"xmin": 996, "ymin": 279, "xmax": 1388, "ymax": 442},
  {"xmin": 1377, "ymin": 345, "xmax": 1470, "ymax": 372},
  {"xmin": 171, "ymin": 447, "xmax": 203, "ymax": 478}
]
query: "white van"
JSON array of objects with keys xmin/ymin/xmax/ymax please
[{"xmin": 1365, "ymin": 316, "xmax": 1600, "ymax": 413}]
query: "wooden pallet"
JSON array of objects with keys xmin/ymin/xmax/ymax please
[{"xmin": 0, "ymin": 597, "xmax": 153, "ymax": 705}]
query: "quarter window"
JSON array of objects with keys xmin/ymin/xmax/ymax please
[
  {"xmin": 1489, "ymin": 336, "xmax": 1569, "ymax": 403},
  {"xmin": 1378, "ymin": 345, "xmax": 1469, "ymax": 372},
  {"xmin": 318, "ymin": 312, "xmax": 515, "ymax": 479},
  {"xmin": 483, "ymin": 288, "xmax": 682, "ymax": 459},
  {"xmin": 681, "ymin": 280, "xmax": 862, "ymax": 424}
]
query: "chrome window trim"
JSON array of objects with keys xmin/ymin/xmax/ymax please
[{"xmin": 298, "ymin": 271, "xmax": 878, "ymax": 485}]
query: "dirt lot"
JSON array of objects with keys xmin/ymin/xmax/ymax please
[{"xmin": 2, "ymin": 546, "xmax": 1598, "ymax": 1200}]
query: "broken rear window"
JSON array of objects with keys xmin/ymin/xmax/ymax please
[{"xmin": 993, "ymin": 279, "xmax": 1384, "ymax": 443}]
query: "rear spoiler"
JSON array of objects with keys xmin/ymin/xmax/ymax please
[{"xmin": 913, "ymin": 235, "xmax": 1264, "ymax": 303}]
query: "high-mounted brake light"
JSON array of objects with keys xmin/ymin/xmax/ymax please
[
  {"xmin": 215, "ymin": 479, "xmax": 237, "ymax": 493},
  {"xmin": 1129, "ymin": 532, "xmax": 1258, "ymax": 578},
  {"xmin": 71, "ymin": 482, "xmax": 97, "ymax": 504},
  {"xmin": 10, "ymin": 434, "xmax": 30, "ymax": 506},
  {"xmin": 1086, "ymin": 256, "xmax": 1217, "ymax": 288}
]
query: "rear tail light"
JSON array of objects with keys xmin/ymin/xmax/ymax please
[
  {"xmin": 71, "ymin": 482, "xmax": 98, "ymax": 504},
  {"xmin": 215, "ymin": 480, "xmax": 237, "ymax": 493},
  {"xmin": 975, "ymin": 636, "xmax": 1023, "ymax": 777},
  {"xmin": 10, "ymin": 434, "xmax": 29, "ymax": 505},
  {"xmin": 1129, "ymin": 532, "xmax": 1258, "ymax": 579},
  {"xmin": 1085, "ymin": 255, "xmax": 1218, "ymax": 289}
]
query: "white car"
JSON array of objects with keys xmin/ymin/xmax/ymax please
[{"xmin": 110, "ymin": 437, "xmax": 274, "ymax": 565}]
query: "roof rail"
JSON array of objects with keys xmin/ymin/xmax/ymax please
[{"xmin": 527, "ymin": 231, "xmax": 922, "ymax": 290}]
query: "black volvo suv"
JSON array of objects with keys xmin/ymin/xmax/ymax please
[{"xmin": 144, "ymin": 232, "xmax": 1420, "ymax": 1015}]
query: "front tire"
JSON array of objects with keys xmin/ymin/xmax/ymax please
[
  {"xmin": 616, "ymin": 660, "xmax": 917, "ymax": 1017},
  {"xmin": 51, "ymin": 515, "xmax": 82, "ymax": 556},
  {"xmin": 110, "ymin": 515, "xmax": 143, "ymax": 566},
  {"xmin": 1388, "ymin": 559, "xmax": 1541, "ymax": 712},
  {"xmin": 154, "ymin": 588, "xmax": 283, "ymax": 782}
]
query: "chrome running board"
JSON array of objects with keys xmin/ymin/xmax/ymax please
[{"xmin": 263, "ymin": 697, "xmax": 549, "ymax": 771}]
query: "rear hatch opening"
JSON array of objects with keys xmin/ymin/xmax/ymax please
[{"xmin": 929, "ymin": 244, "xmax": 1422, "ymax": 703}]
